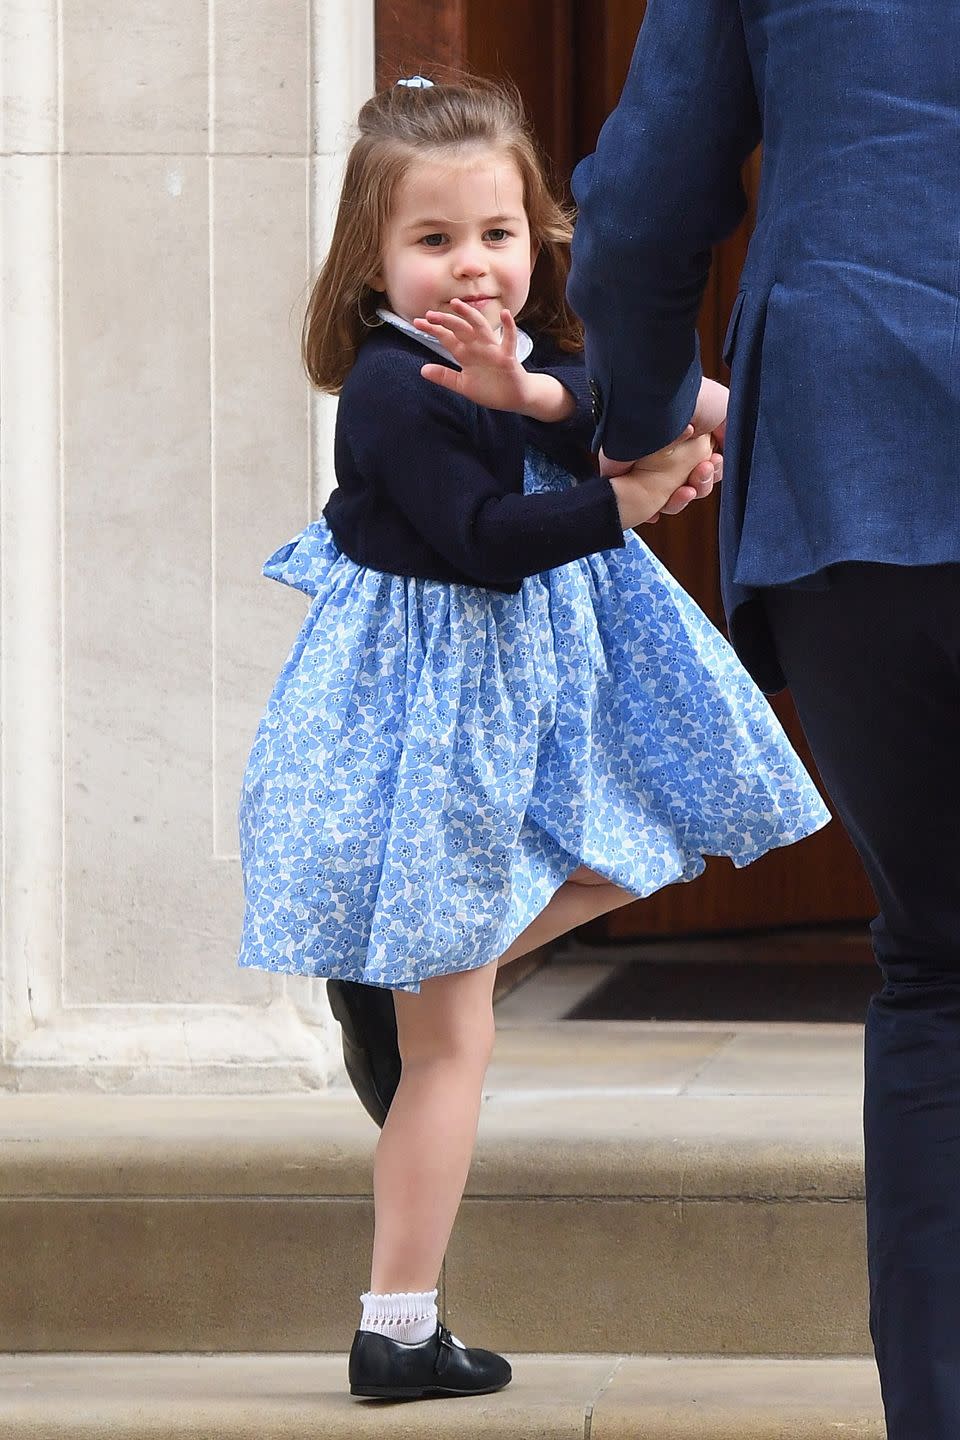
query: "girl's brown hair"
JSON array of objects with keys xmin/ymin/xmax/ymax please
[{"xmin": 302, "ymin": 73, "xmax": 582, "ymax": 393}]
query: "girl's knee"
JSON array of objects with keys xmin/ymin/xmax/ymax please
[
  {"xmin": 558, "ymin": 873, "xmax": 635, "ymax": 918},
  {"xmin": 401, "ymin": 1023, "xmax": 494, "ymax": 1073},
  {"xmin": 395, "ymin": 970, "xmax": 496, "ymax": 1069}
]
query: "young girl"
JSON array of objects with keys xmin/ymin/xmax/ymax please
[{"xmin": 237, "ymin": 75, "xmax": 829, "ymax": 1400}]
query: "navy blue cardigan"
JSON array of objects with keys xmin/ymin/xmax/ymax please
[{"xmin": 323, "ymin": 325, "xmax": 625, "ymax": 591}]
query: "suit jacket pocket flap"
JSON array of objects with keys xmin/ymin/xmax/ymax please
[{"xmin": 722, "ymin": 290, "xmax": 747, "ymax": 367}]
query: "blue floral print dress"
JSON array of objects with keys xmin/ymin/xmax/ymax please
[{"xmin": 237, "ymin": 406, "xmax": 830, "ymax": 992}]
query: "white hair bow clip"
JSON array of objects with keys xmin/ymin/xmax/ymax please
[{"xmin": 396, "ymin": 75, "xmax": 434, "ymax": 89}]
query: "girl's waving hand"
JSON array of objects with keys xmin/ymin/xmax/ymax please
[{"xmin": 417, "ymin": 301, "xmax": 573, "ymax": 422}]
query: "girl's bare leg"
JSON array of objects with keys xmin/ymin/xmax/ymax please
[
  {"xmin": 497, "ymin": 867, "xmax": 635, "ymax": 967},
  {"xmin": 370, "ymin": 959, "xmax": 498, "ymax": 1294},
  {"xmin": 369, "ymin": 869, "xmax": 637, "ymax": 1293}
]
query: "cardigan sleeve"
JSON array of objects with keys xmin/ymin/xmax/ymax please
[
  {"xmin": 350, "ymin": 355, "xmax": 625, "ymax": 586},
  {"xmin": 523, "ymin": 338, "xmax": 596, "ymax": 451}
]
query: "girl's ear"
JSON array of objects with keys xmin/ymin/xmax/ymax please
[
  {"xmin": 368, "ymin": 266, "xmax": 385, "ymax": 292},
  {"xmin": 530, "ymin": 237, "xmax": 541, "ymax": 268}
]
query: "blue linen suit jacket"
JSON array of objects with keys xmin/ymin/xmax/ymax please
[{"xmin": 567, "ymin": 0, "xmax": 960, "ymax": 691}]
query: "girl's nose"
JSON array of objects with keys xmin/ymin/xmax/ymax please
[{"xmin": 452, "ymin": 246, "xmax": 487, "ymax": 278}]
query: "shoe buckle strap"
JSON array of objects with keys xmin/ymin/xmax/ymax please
[{"xmin": 434, "ymin": 1326, "xmax": 456, "ymax": 1375}]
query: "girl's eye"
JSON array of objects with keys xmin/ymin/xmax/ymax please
[
  {"xmin": 485, "ymin": 228, "xmax": 510, "ymax": 242},
  {"xmin": 420, "ymin": 233, "xmax": 447, "ymax": 248}
]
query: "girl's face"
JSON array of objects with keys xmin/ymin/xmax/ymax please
[{"xmin": 370, "ymin": 148, "xmax": 535, "ymax": 330}]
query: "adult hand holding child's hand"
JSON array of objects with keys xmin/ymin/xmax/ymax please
[
  {"xmin": 601, "ymin": 376, "xmax": 727, "ymax": 524},
  {"xmin": 608, "ymin": 427, "xmax": 715, "ymax": 531}
]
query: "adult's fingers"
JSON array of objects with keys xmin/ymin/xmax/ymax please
[
  {"xmin": 658, "ymin": 484, "xmax": 698, "ymax": 516},
  {"xmin": 663, "ymin": 424, "xmax": 696, "ymax": 455},
  {"xmin": 599, "ymin": 447, "xmax": 635, "ymax": 478}
]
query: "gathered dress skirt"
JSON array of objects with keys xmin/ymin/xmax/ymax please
[{"xmin": 237, "ymin": 448, "xmax": 830, "ymax": 991}]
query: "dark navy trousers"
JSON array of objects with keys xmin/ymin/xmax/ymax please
[{"xmin": 765, "ymin": 563, "xmax": 960, "ymax": 1440}]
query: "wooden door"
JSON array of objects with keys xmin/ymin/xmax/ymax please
[{"xmin": 374, "ymin": 0, "xmax": 876, "ymax": 936}]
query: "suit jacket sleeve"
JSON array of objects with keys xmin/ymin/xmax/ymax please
[{"xmin": 567, "ymin": 0, "xmax": 762, "ymax": 461}]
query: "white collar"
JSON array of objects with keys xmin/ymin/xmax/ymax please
[{"xmin": 377, "ymin": 307, "xmax": 534, "ymax": 366}]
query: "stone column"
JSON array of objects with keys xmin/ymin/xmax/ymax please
[{"xmin": 0, "ymin": 0, "xmax": 374, "ymax": 1091}]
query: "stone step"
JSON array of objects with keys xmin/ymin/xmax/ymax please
[
  {"xmin": 0, "ymin": 1020, "xmax": 869, "ymax": 1355},
  {"xmin": 0, "ymin": 1353, "xmax": 884, "ymax": 1438}
]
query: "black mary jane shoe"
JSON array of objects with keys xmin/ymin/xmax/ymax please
[
  {"xmin": 326, "ymin": 978, "xmax": 402, "ymax": 1128},
  {"xmin": 348, "ymin": 1323, "xmax": 512, "ymax": 1400}
]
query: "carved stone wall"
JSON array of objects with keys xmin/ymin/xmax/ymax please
[{"xmin": 0, "ymin": 0, "xmax": 374, "ymax": 1090}]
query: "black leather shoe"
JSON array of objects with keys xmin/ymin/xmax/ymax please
[
  {"xmin": 326, "ymin": 979, "xmax": 401, "ymax": 1128},
  {"xmin": 348, "ymin": 1324, "xmax": 512, "ymax": 1399}
]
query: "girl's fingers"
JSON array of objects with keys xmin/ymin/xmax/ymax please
[
  {"xmin": 423, "ymin": 306, "xmax": 475, "ymax": 338},
  {"xmin": 420, "ymin": 362, "xmax": 458, "ymax": 390},
  {"xmin": 414, "ymin": 318, "xmax": 460, "ymax": 350},
  {"xmin": 417, "ymin": 302, "xmax": 511, "ymax": 369},
  {"xmin": 447, "ymin": 297, "xmax": 485, "ymax": 322},
  {"xmin": 500, "ymin": 308, "xmax": 518, "ymax": 360},
  {"xmin": 445, "ymin": 299, "xmax": 492, "ymax": 336}
]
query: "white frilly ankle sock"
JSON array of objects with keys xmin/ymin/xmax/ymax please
[{"xmin": 359, "ymin": 1288, "xmax": 439, "ymax": 1345}]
